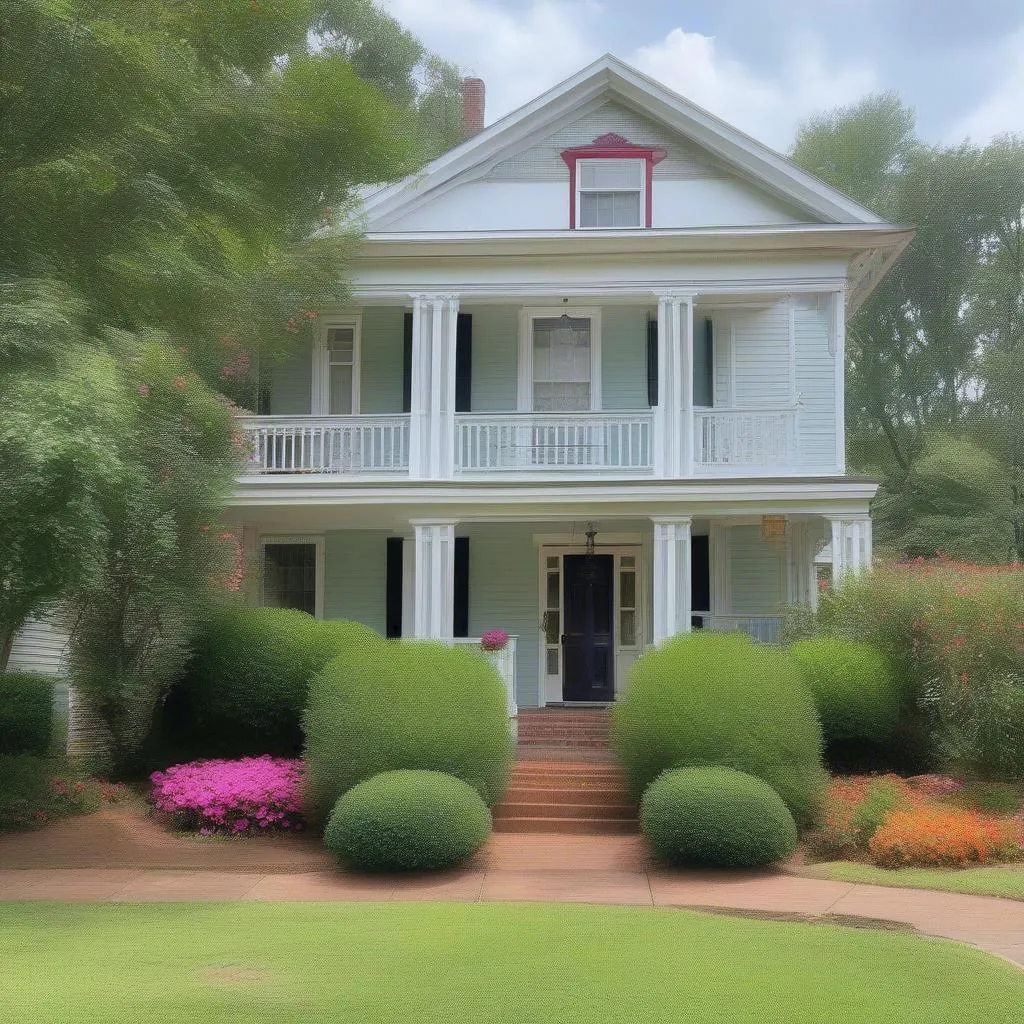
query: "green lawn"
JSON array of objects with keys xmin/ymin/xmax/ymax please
[
  {"xmin": 0, "ymin": 902, "xmax": 1021, "ymax": 1022},
  {"xmin": 800, "ymin": 860, "xmax": 1024, "ymax": 900}
]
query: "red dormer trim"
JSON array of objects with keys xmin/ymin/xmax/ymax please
[{"xmin": 560, "ymin": 133, "xmax": 667, "ymax": 228}]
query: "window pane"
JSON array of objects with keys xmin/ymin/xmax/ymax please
[
  {"xmin": 330, "ymin": 364, "xmax": 353, "ymax": 414},
  {"xmin": 579, "ymin": 192, "xmax": 642, "ymax": 228},
  {"xmin": 263, "ymin": 543, "xmax": 316, "ymax": 615},
  {"xmin": 579, "ymin": 159, "xmax": 643, "ymax": 189},
  {"xmin": 621, "ymin": 555, "xmax": 635, "ymax": 569},
  {"xmin": 327, "ymin": 327, "xmax": 354, "ymax": 363},
  {"xmin": 546, "ymin": 570, "xmax": 560, "ymax": 608},
  {"xmin": 546, "ymin": 648, "xmax": 559, "ymax": 675},
  {"xmin": 620, "ymin": 570, "xmax": 636, "ymax": 609},
  {"xmin": 612, "ymin": 192, "xmax": 641, "ymax": 227},
  {"xmin": 544, "ymin": 611, "xmax": 560, "ymax": 646},
  {"xmin": 533, "ymin": 382, "xmax": 590, "ymax": 411},
  {"xmin": 620, "ymin": 609, "xmax": 636, "ymax": 647}
]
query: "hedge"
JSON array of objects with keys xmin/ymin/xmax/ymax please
[
  {"xmin": 641, "ymin": 766, "xmax": 798, "ymax": 868},
  {"xmin": 323, "ymin": 770, "xmax": 491, "ymax": 871},
  {"xmin": 610, "ymin": 632, "xmax": 826, "ymax": 825},
  {"xmin": 789, "ymin": 638, "xmax": 901, "ymax": 745},
  {"xmin": 304, "ymin": 640, "xmax": 513, "ymax": 824},
  {"xmin": 0, "ymin": 673, "xmax": 54, "ymax": 756},
  {"xmin": 150, "ymin": 607, "xmax": 382, "ymax": 761}
]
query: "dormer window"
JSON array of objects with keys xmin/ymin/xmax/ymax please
[
  {"xmin": 561, "ymin": 133, "xmax": 666, "ymax": 230},
  {"xmin": 577, "ymin": 159, "xmax": 644, "ymax": 228}
]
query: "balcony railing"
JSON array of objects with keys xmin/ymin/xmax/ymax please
[
  {"xmin": 455, "ymin": 413, "xmax": 653, "ymax": 473},
  {"xmin": 694, "ymin": 408, "xmax": 797, "ymax": 471},
  {"xmin": 237, "ymin": 408, "xmax": 803, "ymax": 477},
  {"xmin": 239, "ymin": 415, "xmax": 409, "ymax": 473}
]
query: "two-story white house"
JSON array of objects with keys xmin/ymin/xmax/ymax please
[{"xmin": 225, "ymin": 55, "xmax": 912, "ymax": 713}]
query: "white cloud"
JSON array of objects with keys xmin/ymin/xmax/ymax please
[
  {"xmin": 377, "ymin": 0, "xmax": 603, "ymax": 122},
  {"xmin": 376, "ymin": 4, "xmax": 877, "ymax": 151},
  {"xmin": 944, "ymin": 26, "xmax": 1024, "ymax": 144},
  {"xmin": 632, "ymin": 28, "xmax": 877, "ymax": 151}
]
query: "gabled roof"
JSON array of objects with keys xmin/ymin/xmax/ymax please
[{"xmin": 361, "ymin": 53, "xmax": 886, "ymax": 231}]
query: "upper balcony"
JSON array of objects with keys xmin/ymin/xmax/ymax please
[{"xmin": 238, "ymin": 293, "xmax": 843, "ymax": 482}]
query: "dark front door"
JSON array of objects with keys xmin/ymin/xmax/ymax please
[{"xmin": 562, "ymin": 554, "xmax": 614, "ymax": 702}]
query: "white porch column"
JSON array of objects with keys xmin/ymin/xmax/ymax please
[
  {"xmin": 832, "ymin": 289, "xmax": 846, "ymax": 473},
  {"xmin": 651, "ymin": 516, "xmax": 693, "ymax": 643},
  {"xmin": 411, "ymin": 519, "xmax": 457, "ymax": 638},
  {"xmin": 829, "ymin": 515, "xmax": 873, "ymax": 583},
  {"xmin": 653, "ymin": 291, "xmax": 696, "ymax": 478},
  {"xmin": 408, "ymin": 293, "xmax": 460, "ymax": 480}
]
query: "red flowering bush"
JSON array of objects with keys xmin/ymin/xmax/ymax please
[
  {"xmin": 868, "ymin": 806, "xmax": 1024, "ymax": 868},
  {"xmin": 805, "ymin": 774, "xmax": 921, "ymax": 859},
  {"xmin": 479, "ymin": 629, "xmax": 509, "ymax": 652},
  {"xmin": 150, "ymin": 756, "xmax": 305, "ymax": 836}
]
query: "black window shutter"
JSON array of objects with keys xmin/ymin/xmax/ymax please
[
  {"xmin": 702, "ymin": 317, "xmax": 714, "ymax": 408},
  {"xmin": 646, "ymin": 318, "xmax": 658, "ymax": 407},
  {"xmin": 455, "ymin": 313, "xmax": 472, "ymax": 413},
  {"xmin": 402, "ymin": 312, "xmax": 413, "ymax": 414},
  {"xmin": 690, "ymin": 534, "xmax": 710, "ymax": 613},
  {"xmin": 453, "ymin": 537, "xmax": 469, "ymax": 638},
  {"xmin": 385, "ymin": 537, "xmax": 403, "ymax": 639}
]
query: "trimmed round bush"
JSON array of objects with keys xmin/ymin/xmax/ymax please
[
  {"xmin": 153, "ymin": 608, "xmax": 382, "ymax": 760},
  {"xmin": 611, "ymin": 632, "xmax": 826, "ymax": 825},
  {"xmin": 304, "ymin": 640, "xmax": 513, "ymax": 823},
  {"xmin": 641, "ymin": 766, "xmax": 798, "ymax": 868},
  {"xmin": 324, "ymin": 770, "xmax": 491, "ymax": 871},
  {"xmin": 0, "ymin": 673, "xmax": 54, "ymax": 756},
  {"xmin": 789, "ymin": 638, "xmax": 900, "ymax": 745}
]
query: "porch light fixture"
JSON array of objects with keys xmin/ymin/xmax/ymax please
[
  {"xmin": 584, "ymin": 524, "xmax": 597, "ymax": 558},
  {"xmin": 760, "ymin": 515, "xmax": 788, "ymax": 545},
  {"xmin": 579, "ymin": 523, "xmax": 599, "ymax": 582}
]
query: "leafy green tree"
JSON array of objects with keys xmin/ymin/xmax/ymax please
[
  {"xmin": 792, "ymin": 96, "xmax": 1023, "ymax": 562},
  {"xmin": 64, "ymin": 340, "xmax": 243, "ymax": 767},
  {"xmin": 0, "ymin": 2, "xmax": 465, "ymax": 741}
]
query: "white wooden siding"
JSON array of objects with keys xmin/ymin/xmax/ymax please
[
  {"xmin": 726, "ymin": 525, "xmax": 787, "ymax": 615},
  {"xmin": 728, "ymin": 304, "xmax": 792, "ymax": 407},
  {"xmin": 8, "ymin": 613, "xmax": 69, "ymax": 676},
  {"xmin": 794, "ymin": 298, "xmax": 837, "ymax": 469},
  {"xmin": 486, "ymin": 101, "xmax": 724, "ymax": 181},
  {"xmin": 360, "ymin": 306, "xmax": 405, "ymax": 414},
  {"xmin": 268, "ymin": 337, "xmax": 313, "ymax": 415},
  {"xmin": 600, "ymin": 306, "xmax": 649, "ymax": 410},
  {"xmin": 468, "ymin": 305, "xmax": 519, "ymax": 411}
]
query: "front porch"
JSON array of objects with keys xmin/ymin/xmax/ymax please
[{"xmin": 236, "ymin": 510, "xmax": 872, "ymax": 712}]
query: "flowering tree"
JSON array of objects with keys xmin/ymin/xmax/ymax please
[{"xmin": 65, "ymin": 340, "xmax": 243, "ymax": 768}]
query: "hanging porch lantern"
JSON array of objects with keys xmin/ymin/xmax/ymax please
[{"xmin": 760, "ymin": 515, "xmax": 788, "ymax": 545}]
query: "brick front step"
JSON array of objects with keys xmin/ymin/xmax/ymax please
[
  {"xmin": 494, "ymin": 801, "xmax": 636, "ymax": 821},
  {"xmin": 492, "ymin": 816, "xmax": 638, "ymax": 835},
  {"xmin": 494, "ymin": 759, "xmax": 637, "ymax": 835}
]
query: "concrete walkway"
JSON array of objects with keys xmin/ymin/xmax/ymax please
[{"xmin": 2, "ymin": 828, "xmax": 1023, "ymax": 968}]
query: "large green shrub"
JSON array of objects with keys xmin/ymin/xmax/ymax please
[
  {"xmin": 0, "ymin": 673, "xmax": 54, "ymax": 756},
  {"xmin": 610, "ymin": 632, "xmax": 826, "ymax": 825},
  {"xmin": 789, "ymin": 639, "xmax": 900, "ymax": 745},
  {"xmin": 641, "ymin": 767, "xmax": 798, "ymax": 868},
  {"xmin": 324, "ymin": 770, "xmax": 491, "ymax": 871},
  {"xmin": 304, "ymin": 640, "xmax": 513, "ymax": 823},
  {"xmin": 808, "ymin": 560, "xmax": 1024, "ymax": 775},
  {"xmin": 0, "ymin": 754, "xmax": 100, "ymax": 831},
  {"xmin": 152, "ymin": 607, "xmax": 381, "ymax": 761}
]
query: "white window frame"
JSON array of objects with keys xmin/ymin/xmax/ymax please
[
  {"xmin": 517, "ymin": 307, "xmax": 602, "ymax": 412},
  {"xmin": 312, "ymin": 315, "xmax": 361, "ymax": 416},
  {"xmin": 576, "ymin": 158, "xmax": 646, "ymax": 230},
  {"xmin": 259, "ymin": 535, "xmax": 326, "ymax": 619}
]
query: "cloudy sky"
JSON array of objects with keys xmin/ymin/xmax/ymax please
[{"xmin": 378, "ymin": 0, "xmax": 1024, "ymax": 151}]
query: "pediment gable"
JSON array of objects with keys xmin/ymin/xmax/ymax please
[{"xmin": 360, "ymin": 55, "xmax": 884, "ymax": 234}]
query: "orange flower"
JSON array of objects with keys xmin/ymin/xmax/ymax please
[{"xmin": 868, "ymin": 807, "xmax": 1023, "ymax": 868}]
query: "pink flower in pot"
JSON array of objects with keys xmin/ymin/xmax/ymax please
[{"xmin": 480, "ymin": 629, "xmax": 509, "ymax": 652}]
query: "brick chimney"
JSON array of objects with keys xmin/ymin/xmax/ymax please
[{"xmin": 462, "ymin": 77, "xmax": 485, "ymax": 138}]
